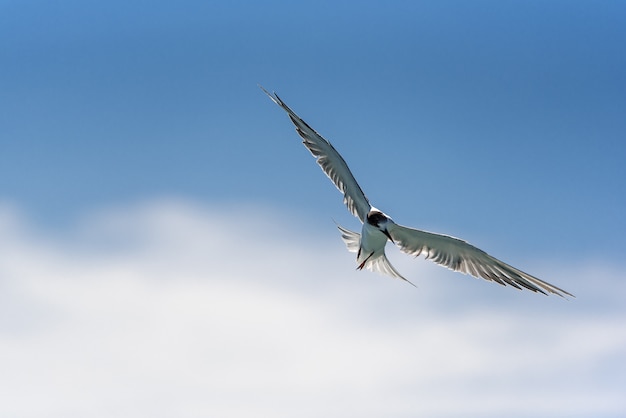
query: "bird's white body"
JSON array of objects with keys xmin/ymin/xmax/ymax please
[
  {"xmin": 359, "ymin": 221, "xmax": 388, "ymax": 265},
  {"xmin": 260, "ymin": 85, "xmax": 573, "ymax": 297}
]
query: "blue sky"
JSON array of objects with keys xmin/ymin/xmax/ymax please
[
  {"xmin": 1, "ymin": 1, "xmax": 626, "ymax": 417},
  {"xmin": 2, "ymin": 0, "xmax": 625, "ymax": 254}
]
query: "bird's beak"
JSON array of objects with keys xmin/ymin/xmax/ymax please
[{"xmin": 382, "ymin": 228, "xmax": 394, "ymax": 243}]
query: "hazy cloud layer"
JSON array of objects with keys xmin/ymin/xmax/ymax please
[{"xmin": 0, "ymin": 200, "xmax": 624, "ymax": 417}]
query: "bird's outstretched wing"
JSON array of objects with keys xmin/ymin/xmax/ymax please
[
  {"xmin": 387, "ymin": 223, "xmax": 574, "ymax": 297},
  {"xmin": 260, "ymin": 86, "xmax": 371, "ymax": 223}
]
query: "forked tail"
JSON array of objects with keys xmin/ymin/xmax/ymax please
[{"xmin": 335, "ymin": 224, "xmax": 416, "ymax": 287}]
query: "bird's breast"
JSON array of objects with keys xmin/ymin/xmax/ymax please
[{"xmin": 359, "ymin": 222, "xmax": 389, "ymax": 261}]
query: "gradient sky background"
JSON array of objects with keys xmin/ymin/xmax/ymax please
[{"xmin": 1, "ymin": 1, "xmax": 625, "ymax": 417}]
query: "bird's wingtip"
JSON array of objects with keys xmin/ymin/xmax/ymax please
[
  {"xmin": 258, "ymin": 84, "xmax": 274, "ymax": 99},
  {"xmin": 258, "ymin": 84, "xmax": 283, "ymax": 106}
]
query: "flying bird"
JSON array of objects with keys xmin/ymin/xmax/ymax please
[{"xmin": 260, "ymin": 86, "xmax": 573, "ymax": 297}]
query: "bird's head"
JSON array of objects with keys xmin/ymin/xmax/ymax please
[{"xmin": 366, "ymin": 209, "xmax": 395, "ymax": 242}]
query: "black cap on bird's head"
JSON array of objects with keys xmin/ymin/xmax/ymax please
[
  {"xmin": 367, "ymin": 209, "xmax": 394, "ymax": 242},
  {"xmin": 366, "ymin": 209, "xmax": 390, "ymax": 226}
]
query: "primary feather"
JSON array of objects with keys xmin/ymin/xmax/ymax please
[{"xmin": 259, "ymin": 86, "xmax": 371, "ymax": 223}]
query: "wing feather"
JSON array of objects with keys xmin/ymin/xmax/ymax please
[
  {"xmin": 260, "ymin": 86, "xmax": 371, "ymax": 223},
  {"xmin": 387, "ymin": 223, "xmax": 573, "ymax": 297}
]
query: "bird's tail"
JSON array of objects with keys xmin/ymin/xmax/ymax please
[
  {"xmin": 335, "ymin": 224, "xmax": 415, "ymax": 287},
  {"xmin": 336, "ymin": 224, "xmax": 360, "ymax": 253}
]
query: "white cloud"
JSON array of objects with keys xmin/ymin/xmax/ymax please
[{"xmin": 0, "ymin": 199, "xmax": 624, "ymax": 418}]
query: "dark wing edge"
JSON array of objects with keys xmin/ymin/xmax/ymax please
[
  {"xmin": 387, "ymin": 223, "xmax": 574, "ymax": 298},
  {"xmin": 259, "ymin": 85, "xmax": 371, "ymax": 223}
]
